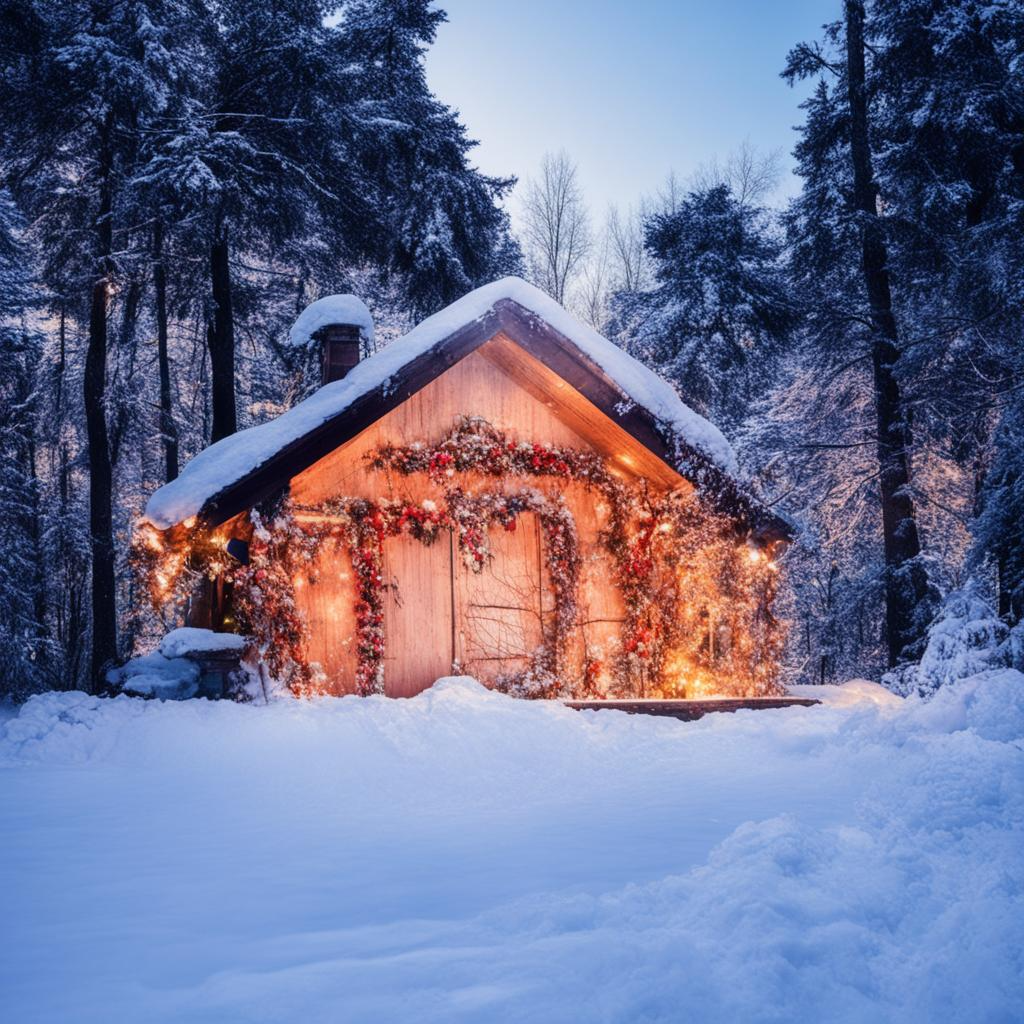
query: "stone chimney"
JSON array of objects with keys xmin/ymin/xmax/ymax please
[{"xmin": 316, "ymin": 322, "xmax": 362, "ymax": 385}]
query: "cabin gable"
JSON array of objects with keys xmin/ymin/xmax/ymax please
[{"xmin": 290, "ymin": 340, "xmax": 686, "ymax": 506}]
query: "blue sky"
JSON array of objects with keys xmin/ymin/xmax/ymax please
[{"xmin": 426, "ymin": 0, "xmax": 836, "ymax": 220}]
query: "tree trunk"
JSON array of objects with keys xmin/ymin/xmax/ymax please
[
  {"xmin": 26, "ymin": 434, "xmax": 47, "ymax": 662},
  {"xmin": 85, "ymin": 119, "xmax": 118, "ymax": 690},
  {"xmin": 207, "ymin": 226, "xmax": 237, "ymax": 442},
  {"xmin": 109, "ymin": 271, "xmax": 143, "ymax": 470},
  {"xmin": 154, "ymin": 221, "xmax": 179, "ymax": 480},
  {"xmin": 844, "ymin": 0, "xmax": 935, "ymax": 665}
]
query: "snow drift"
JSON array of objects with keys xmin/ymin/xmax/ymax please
[{"xmin": 2, "ymin": 673, "xmax": 1022, "ymax": 1023}]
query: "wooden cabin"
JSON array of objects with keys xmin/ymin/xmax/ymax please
[{"xmin": 139, "ymin": 278, "xmax": 790, "ymax": 700}]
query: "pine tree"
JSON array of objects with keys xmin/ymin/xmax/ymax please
[
  {"xmin": 611, "ymin": 182, "xmax": 795, "ymax": 432},
  {"xmin": 0, "ymin": 191, "xmax": 48, "ymax": 697},
  {"xmin": 0, "ymin": 0, "xmax": 200, "ymax": 688},
  {"xmin": 783, "ymin": 3, "xmax": 940, "ymax": 669},
  {"xmin": 142, "ymin": 0, "xmax": 362, "ymax": 442},
  {"xmin": 975, "ymin": 393, "xmax": 1024, "ymax": 622},
  {"xmin": 337, "ymin": 0, "xmax": 520, "ymax": 315},
  {"xmin": 871, "ymin": 0, "xmax": 1024, "ymax": 295},
  {"xmin": 869, "ymin": 0, "xmax": 1024, "ymax": 533}
]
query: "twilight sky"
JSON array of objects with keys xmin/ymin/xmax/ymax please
[{"xmin": 426, "ymin": 0, "xmax": 836, "ymax": 221}]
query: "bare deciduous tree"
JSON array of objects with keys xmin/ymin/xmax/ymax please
[
  {"xmin": 655, "ymin": 169, "xmax": 684, "ymax": 216},
  {"xmin": 691, "ymin": 139, "xmax": 783, "ymax": 207},
  {"xmin": 605, "ymin": 203, "xmax": 652, "ymax": 293},
  {"xmin": 521, "ymin": 151, "xmax": 591, "ymax": 305},
  {"xmin": 577, "ymin": 229, "xmax": 611, "ymax": 330}
]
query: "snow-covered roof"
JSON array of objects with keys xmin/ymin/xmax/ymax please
[
  {"xmin": 145, "ymin": 277, "xmax": 740, "ymax": 531},
  {"xmin": 288, "ymin": 294, "xmax": 375, "ymax": 348}
]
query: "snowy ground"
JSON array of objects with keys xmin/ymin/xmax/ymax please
[{"xmin": 2, "ymin": 675, "xmax": 1022, "ymax": 1023}]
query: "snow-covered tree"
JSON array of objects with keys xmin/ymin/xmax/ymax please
[
  {"xmin": 0, "ymin": 192, "xmax": 48, "ymax": 697},
  {"xmin": 338, "ymin": 0, "xmax": 520, "ymax": 315},
  {"xmin": 782, "ymin": 2, "xmax": 941, "ymax": 669},
  {"xmin": 0, "ymin": 0, "xmax": 204, "ymax": 688},
  {"xmin": 884, "ymin": 584, "xmax": 1008, "ymax": 697},
  {"xmin": 611, "ymin": 182, "xmax": 795, "ymax": 432},
  {"xmin": 135, "ymin": 0, "xmax": 356, "ymax": 442},
  {"xmin": 869, "ymin": 0, "xmax": 1024, "ymax": 547},
  {"xmin": 974, "ymin": 393, "xmax": 1024, "ymax": 623}
]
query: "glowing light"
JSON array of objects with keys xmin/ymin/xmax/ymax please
[{"xmin": 132, "ymin": 415, "xmax": 787, "ymax": 704}]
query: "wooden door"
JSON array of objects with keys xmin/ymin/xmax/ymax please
[
  {"xmin": 300, "ymin": 513, "xmax": 557, "ymax": 697},
  {"xmin": 293, "ymin": 533, "xmax": 359, "ymax": 695},
  {"xmin": 573, "ymin": 486, "xmax": 626, "ymax": 692},
  {"xmin": 382, "ymin": 530, "xmax": 455, "ymax": 697},
  {"xmin": 456, "ymin": 513, "xmax": 546, "ymax": 685}
]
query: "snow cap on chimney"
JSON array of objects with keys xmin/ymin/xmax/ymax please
[{"xmin": 288, "ymin": 294, "xmax": 375, "ymax": 384}]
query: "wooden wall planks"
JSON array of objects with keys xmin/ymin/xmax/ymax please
[
  {"xmin": 293, "ymin": 534, "xmax": 359, "ymax": 695},
  {"xmin": 289, "ymin": 343, "xmax": 673, "ymax": 698},
  {"xmin": 383, "ymin": 531, "xmax": 455, "ymax": 697}
]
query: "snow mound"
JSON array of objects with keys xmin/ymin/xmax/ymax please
[
  {"xmin": 106, "ymin": 650, "xmax": 200, "ymax": 699},
  {"xmin": 5, "ymin": 671, "xmax": 1020, "ymax": 1021},
  {"xmin": 422, "ymin": 674, "xmax": 493, "ymax": 698},
  {"xmin": 788, "ymin": 679, "xmax": 904, "ymax": 708},
  {"xmin": 144, "ymin": 277, "xmax": 736, "ymax": 530},
  {"xmin": 288, "ymin": 294, "xmax": 375, "ymax": 348},
  {"xmin": 158, "ymin": 627, "xmax": 248, "ymax": 659}
]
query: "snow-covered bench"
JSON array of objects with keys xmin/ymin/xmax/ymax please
[{"xmin": 110, "ymin": 629, "xmax": 251, "ymax": 700}]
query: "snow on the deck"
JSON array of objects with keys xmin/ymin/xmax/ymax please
[
  {"xmin": 2, "ymin": 673, "xmax": 1022, "ymax": 1022},
  {"xmin": 288, "ymin": 293, "xmax": 375, "ymax": 348},
  {"xmin": 144, "ymin": 277, "xmax": 737, "ymax": 530}
]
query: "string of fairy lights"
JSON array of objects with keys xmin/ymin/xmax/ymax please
[{"xmin": 133, "ymin": 417, "xmax": 785, "ymax": 698}]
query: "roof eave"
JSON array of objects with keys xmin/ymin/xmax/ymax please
[{"xmin": 188, "ymin": 298, "xmax": 791, "ymax": 543}]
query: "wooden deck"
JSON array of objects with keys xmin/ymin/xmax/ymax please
[{"xmin": 564, "ymin": 697, "xmax": 821, "ymax": 721}]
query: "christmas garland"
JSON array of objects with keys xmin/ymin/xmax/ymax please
[
  {"xmin": 135, "ymin": 417, "xmax": 784, "ymax": 699},
  {"xmin": 371, "ymin": 416, "xmax": 612, "ymax": 487},
  {"xmin": 219, "ymin": 486, "xmax": 581, "ymax": 697}
]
